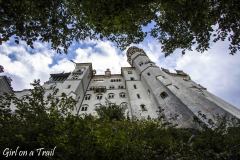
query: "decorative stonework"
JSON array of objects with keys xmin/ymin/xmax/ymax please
[{"xmin": 127, "ymin": 46, "xmax": 146, "ymax": 63}]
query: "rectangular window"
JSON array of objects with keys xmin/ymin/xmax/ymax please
[
  {"xmin": 128, "ymin": 71, "xmax": 132, "ymax": 74},
  {"xmin": 137, "ymin": 94, "xmax": 140, "ymax": 99},
  {"xmin": 130, "ymin": 77, "xmax": 134, "ymax": 81},
  {"xmin": 134, "ymin": 85, "xmax": 137, "ymax": 89},
  {"xmin": 97, "ymin": 95, "xmax": 103, "ymax": 100},
  {"xmin": 140, "ymin": 104, "xmax": 147, "ymax": 111}
]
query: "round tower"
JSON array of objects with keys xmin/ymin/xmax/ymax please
[{"xmin": 126, "ymin": 46, "xmax": 196, "ymax": 128}]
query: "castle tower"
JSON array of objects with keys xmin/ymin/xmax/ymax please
[
  {"xmin": 43, "ymin": 63, "xmax": 92, "ymax": 114},
  {"xmin": 126, "ymin": 46, "xmax": 240, "ymax": 127},
  {"xmin": 127, "ymin": 47, "xmax": 196, "ymax": 127}
]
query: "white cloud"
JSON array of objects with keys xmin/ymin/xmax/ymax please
[
  {"xmin": 0, "ymin": 41, "xmax": 74, "ymax": 90},
  {"xmin": 175, "ymin": 41, "xmax": 240, "ymax": 108},
  {"xmin": 128, "ymin": 38, "xmax": 240, "ymax": 108},
  {"xmin": 74, "ymin": 40, "xmax": 130, "ymax": 74}
]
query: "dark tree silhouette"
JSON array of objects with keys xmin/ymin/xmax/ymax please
[{"xmin": 0, "ymin": 0, "xmax": 239, "ymax": 55}]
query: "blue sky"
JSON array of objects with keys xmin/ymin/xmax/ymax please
[{"xmin": 0, "ymin": 35, "xmax": 240, "ymax": 109}]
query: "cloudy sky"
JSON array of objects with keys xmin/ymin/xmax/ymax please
[{"xmin": 0, "ymin": 36, "xmax": 240, "ymax": 109}]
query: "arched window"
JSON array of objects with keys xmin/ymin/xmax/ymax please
[
  {"xmin": 81, "ymin": 104, "xmax": 88, "ymax": 111},
  {"xmin": 139, "ymin": 61, "xmax": 143, "ymax": 66},
  {"xmin": 72, "ymin": 74, "xmax": 79, "ymax": 79},
  {"xmin": 118, "ymin": 85, "xmax": 124, "ymax": 89},
  {"xmin": 120, "ymin": 102, "xmax": 128, "ymax": 108},
  {"xmin": 96, "ymin": 94, "xmax": 103, "ymax": 100},
  {"xmin": 95, "ymin": 103, "xmax": 102, "ymax": 108},
  {"xmin": 108, "ymin": 93, "xmax": 115, "ymax": 99},
  {"xmin": 85, "ymin": 94, "xmax": 91, "ymax": 100},
  {"xmin": 160, "ymin": 92, "xmax": 168, "ymax": 99},
  {"xmin": 119, "ymin": 92, "xmax": 126, "ymax": 98},
  {"xmin": 109, "ymin": 85, "xmax": 115, "ymax": 89}
]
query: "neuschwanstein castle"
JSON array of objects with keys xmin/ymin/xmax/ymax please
[{"xmin": 1, "ymin": 47, "xmax": 240, "ymax": 127}]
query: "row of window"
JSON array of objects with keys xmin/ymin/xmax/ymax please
[
  {"xmin": 139, "ymin": 60, "xmax": 154, "ymax": 66},
  {"xmin": 68, "ymin": 84, "xmax": 125, "ymax": 90},
  {"xmin": 80, "ymin": 102, "xmax": 128, "ymax": 111},
  {"xmin": 63, "ymin": 84, "xmax": 168, "ymax": 100},
  {"xmin": 110, "ymin": 79, "xmax": 121, "ymax": 82},
  {"xmin": 89, "ymin": 85, "xmax": 124, "ymax": 90},
  {"xmin": 128, "ymin": 71, "xmax": 132, "ymax": 74},
  {"xmin": 85, "ymin": 92, "xmax": 126, "ymax": 100},
  {"xmin": 94, "ymin": 79, "xmax": 104, "ymax": 81},
  {"xmin": 81, "ymin": 103, "xmax": 146, "ymax": 112},
  {"xmin": 132, "ymin": 85, "xmax": 168, "ymax": 99}
]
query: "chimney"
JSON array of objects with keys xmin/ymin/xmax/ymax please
[
  {"xmin": 105, "ymin": 68, "xmax": 111, "ymax": 77},
  {"xmin": 92, "ymin": 69, "xmax": 96, "ymax": 75}
]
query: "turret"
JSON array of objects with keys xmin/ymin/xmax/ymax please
[
  {"xmin": 126, "ymin": 46, "xmax": 196, "ymax": 127},
  {"xmin": 105, "ymin": 68, "xmax": 111, "ymax": 77},
  {"xmin": 126, "ymin": 46, "xmax": 240, "ymax": 126}
]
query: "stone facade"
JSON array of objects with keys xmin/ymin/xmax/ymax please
[
  {"xmin": 0, "ymin": 76, "xmax": 13, "ymax": 95},
  {"xmin": 12, "ymin": 47, "xmax": 240, "ymax": 127}
]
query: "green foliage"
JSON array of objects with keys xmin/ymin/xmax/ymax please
[
  {"xmin": 0, "ymin": 81, "xmax": 240, "ymax": 159},
  {"xmin": 0, "ymin": 0, "xmax": 239, "ymax": 55},
  {"xmin": 95, "ymin": 102, "xmax": 126, "ymax": 121}
]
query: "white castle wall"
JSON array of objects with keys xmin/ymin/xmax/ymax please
[{"xmin": 9, "ymin": 46, "xmax": 240, "ymax": 128}]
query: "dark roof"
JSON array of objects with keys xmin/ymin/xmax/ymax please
[{"xmin": 50, "ymin": 72, "xmax": 71, "ymax": 77}]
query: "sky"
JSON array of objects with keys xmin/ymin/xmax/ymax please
[{"xmin": 0, "ymin": 36, "xmax": 240, "ymax": 109}]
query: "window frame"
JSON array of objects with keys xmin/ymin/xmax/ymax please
[
  {"xmin": 119, "ymin": 92, "xmax": 126, "ymax": 98},
  {"xmin": 108, "ymin": 93, "xmax": 115, "ymax": 99}
]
